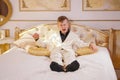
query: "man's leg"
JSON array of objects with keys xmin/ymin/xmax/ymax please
[
  {"xmin": 66, "ymin": 60, "xmax": 79, "ymax": 72},
  {"xmin": 63, "ymin": 50, "xmax": 80, "ymax": 72},
  {"xmin": 50, "ymin": 49, "xmax": 64, "ymax": 72},
  {"xmin": 50, "ymin": 62, "xmax": 64, "ymax": 72}
]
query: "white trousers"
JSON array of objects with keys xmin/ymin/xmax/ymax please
[{"xmin": 50, "ymin": 47, "xmax": 76, "ymax": 66}]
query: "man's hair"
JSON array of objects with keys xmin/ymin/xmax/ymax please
[{"xmin": 57, "ymin": 16, "xmax": 69, "ymax": 22}]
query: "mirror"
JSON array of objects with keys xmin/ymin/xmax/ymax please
[{"xmin": 0, "ymin": 0, "xmax": 12, "ymax": 26}]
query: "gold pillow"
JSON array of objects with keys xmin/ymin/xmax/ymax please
[
  {"xmin": 75, "ymin": 47, "xmax": 95, "ymax": 56},
  {"xmin": 26, "ymin": 46, "xmax": 50, "ymax": 56}
]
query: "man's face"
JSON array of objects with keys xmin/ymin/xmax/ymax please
[{"xmin": 58, "ymin": 19, "xmax": 70, "ymax": 34}]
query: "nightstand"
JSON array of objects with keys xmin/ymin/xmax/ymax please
[{"xmin": 0, "ymin": 37, "xmax": 14, "ymax": 54}]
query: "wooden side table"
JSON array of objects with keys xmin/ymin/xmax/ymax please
[
  {"xmin": 0, "ymin": 43, "xmax": 10, "ymax": 54},
  {"xmin": 0, "ymin": 37, "xmax": 14, "ymax": 54}
]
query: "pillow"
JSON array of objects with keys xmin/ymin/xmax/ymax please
[
  {"xmin": 25, "ymin": 45, "xmax": 50, "ymax": 56},
  {"xmin": 75, "ymin": 47, "xmax": 95, "ymax": 56},
  {"xmin": 13, "ymin": 33, "xmax": 35, "ymax": 48},
  {"xmin": 13, "ymin": 38, "xmax": 35, "ymax": 48}
]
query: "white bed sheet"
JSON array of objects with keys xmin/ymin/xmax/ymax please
[{"xmin": 0, "ymin": 46, "xmax": 117, "ymax": 80}]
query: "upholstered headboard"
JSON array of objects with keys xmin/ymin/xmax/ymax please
[{"xmin": 14, "ymin": 24, "xmax": 109, "ymax": 48}]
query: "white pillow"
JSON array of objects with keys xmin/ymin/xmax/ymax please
[{"xmin": 14, "ymin": 33, "xmax": 35, "ymax": 48}]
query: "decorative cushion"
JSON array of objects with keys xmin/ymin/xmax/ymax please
[
  {"xmin": 13, "ymin": 33, "xmax": 35, "ymax": 48},
  {"xmin": 75, "ymin": 47, "xmax": 95, "ymax": 56},
  {"xmin": 13, "ymin": 39, "xmax": 35, "ymax": 48},
  {"xmin": 25, "ymin": 45, "xmax": 50, "ymax": 56}
]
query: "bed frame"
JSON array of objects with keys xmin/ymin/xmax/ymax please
[{"xmin": 14, "ymin": 23, "xmax": 111, "ymax": 53}]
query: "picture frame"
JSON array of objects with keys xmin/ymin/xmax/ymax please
[
  {"xmin": 19, "ymin": 0, "xmax": 70, "ymax": 11},
  {"xmin": 0, "ymin": 0, "xmax": 12, "ymax": 26},
  {"xmin": 82, "ymin": 0, "xmax": 120, "ymax": 11}
]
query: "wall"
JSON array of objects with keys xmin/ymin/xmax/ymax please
[{"xmin": 0, "ymin": 0, "xmax": 120, "ymax": 37}]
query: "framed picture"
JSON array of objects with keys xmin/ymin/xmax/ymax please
[
  {"xmin": 82, "ymin": 0, "xmax": 120, "ymax": 11},
  {"xmin": 19, "ymin": 0, "xmax": 70, "ymax": 11}
]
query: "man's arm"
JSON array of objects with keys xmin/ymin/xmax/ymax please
[
  {"xmin": 89, "ymin": 42, "xmax": 98, "ymax": 52},
  {"xmin": 32, "ymin": 33, "xmax": 47, "ymax": 48},
  {"xmin": 74, "ymin": 34, "xmax": 98, "ymax": 52}
]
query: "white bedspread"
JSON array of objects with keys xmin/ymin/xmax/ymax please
[{"xmin": 0, "ymin": 46, "xmax": 117, "ymax": 80}]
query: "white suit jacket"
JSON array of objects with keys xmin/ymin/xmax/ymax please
[{"xmin": 47, "ymin": 30, "xmax": 89, "ymax": 52}]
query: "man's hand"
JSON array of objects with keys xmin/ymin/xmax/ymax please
[
  {"xmin": 89, "ymin": 42, "xmax": 98, "ymax": 52},
  {"xmin": 32, "ymin": 33, "xmax": 39, "ymax": 41}
]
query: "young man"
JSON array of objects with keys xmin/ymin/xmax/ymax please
[{"xmin": 49, "ymin": 16, "xmax": 97, "ymax": 72}]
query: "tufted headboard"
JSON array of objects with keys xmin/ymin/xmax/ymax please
[{"xmin": 14, "ymin": 23, "xmax": 109, "ymax": 48}]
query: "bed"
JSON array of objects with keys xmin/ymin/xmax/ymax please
[{"xmin": 0, "ymin": 24, "xmax": 117, "ymax": 80}]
